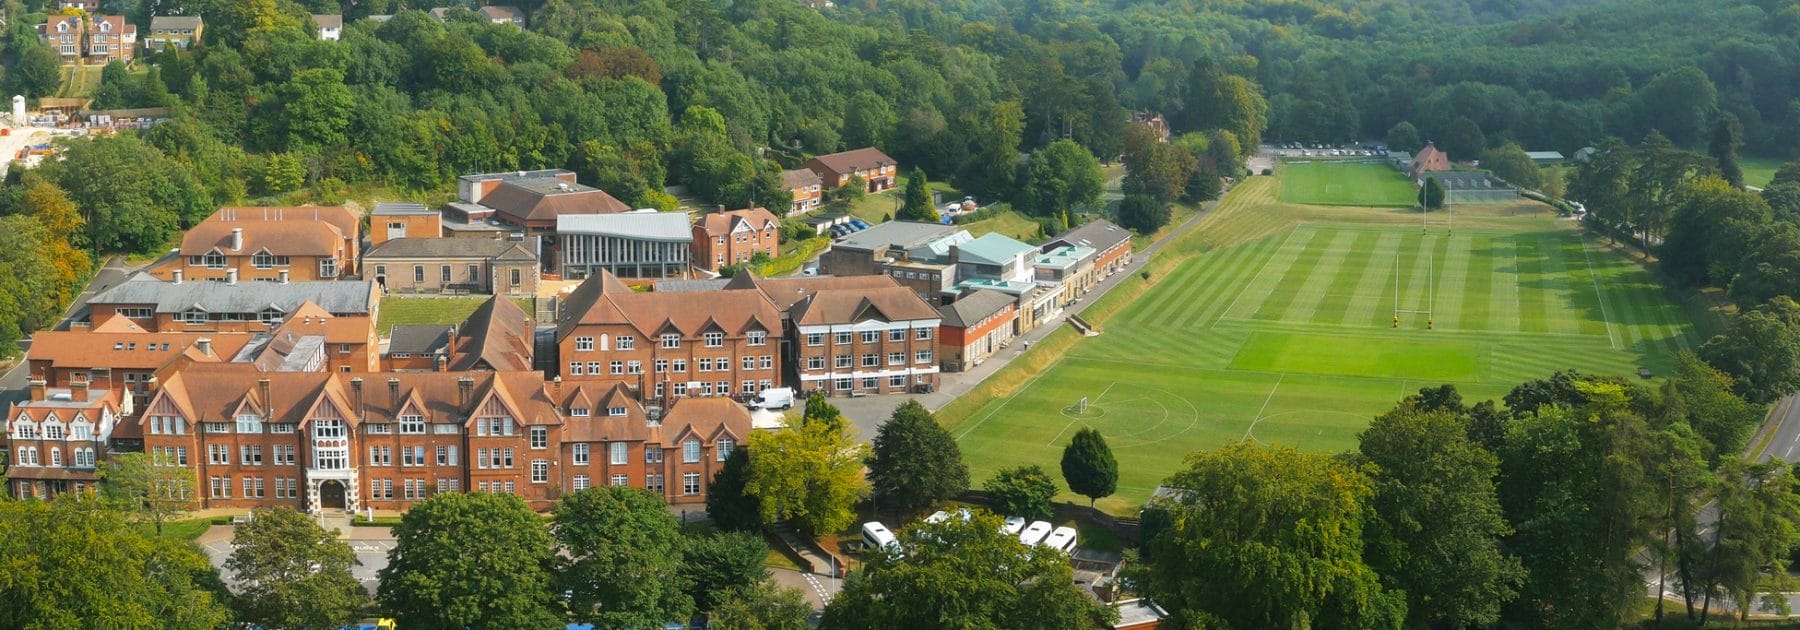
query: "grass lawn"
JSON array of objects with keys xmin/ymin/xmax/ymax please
[
  {"xmin": 959, "ymin": 207, "xmax": 1044, "ymax": 243},
  {"xmin": 158, "ymin": 516, "xmax": 218, "ymax": 541},
  {"xmin": 377, "ymin": 296, "xmax": 535, "ymax": 333},
  {"xmin": 1742, "ymin": 156, "xmax": 1788, "ymax": 188},
  {"xmin": 57, "ymin": 65, "xmax": 102, "ymax": 98},
  {"xmin": 1276, "ymin": 159, "xmax": 1418, "ymax": 207},
  {"xmin": 941, "ymin": 175, "xmax": 1699, "ymax": 515}
]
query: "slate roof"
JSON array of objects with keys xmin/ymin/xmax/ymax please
[
  {"xmin": 936, "ymin": 289, "xmax": 1015, "ymax": 328},
  {"xmin": 557, "ymin": 213, "xmax": 693, "ymax": 242},
  {"xmin": 388, "ymin": 324, "xmax": 453, "ymax": 356},
  {"xmin": 835, "ymin": 221, "xmax": 960, "ymax": 253},
  {"xmin": 1048, "ymin": 219, "xmax": 1132, "ymax": 253},
  {"xmin": 364, "ymin": 237, "xmax": 536, "ymax": 262},
  {"xmin": 89, "ymin": 274, "xmax": 377, "ymax": 315}
]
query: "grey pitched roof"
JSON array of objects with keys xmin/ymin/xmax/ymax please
[
  {"xmin": 1048, "ymin": 218, "xmax": 1131, "ymax": 252},
  {"xmin": 556, "ymin": 213, "xmax": 693, "ymax": 242},
  {"xmin": 150, "ymin": 15, "xmax": 203, "ymax": 30},
  {"xmin": 654, "ymin": 279, "xmax": 733, "ymax": 293},
  {"xmin": 89, "ymin": 274, "xmax": 376, "ymax": 315},
  {"xmin": 937, "ymin": 289, "xmax": 1014, "ymax": 328},
  {"xmin": 364, "ymin": 237, "xmax": 536, "ymax": 262},
  {"xmin": 373, "ymin": 202, "xmax": 434, "ymax": 216},
  {"xmin": 388, "ymin": 325, "xmax": 452, "ymax": 355},
  {"xmin": 836, "ymin": 221, "xmax": 960, "ymax": 253}
]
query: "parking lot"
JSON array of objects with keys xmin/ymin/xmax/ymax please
[{"xmin": 1270, "ymin": 141, "xmax": 1389, "ymax": 159}]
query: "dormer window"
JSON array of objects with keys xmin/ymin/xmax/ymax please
[
  {"xmin": 569, "ymin": 407, "xmax": 589, "ymax": 417},
  {"xmin": 748, "ymin": 331, "xmax": 766, "ymax": 346},
  {"xmin": 252, "ymin": 250, "xmax": 277, "ymax": 269},
  {"xmin": 704, "ymin": 332, "xmax": 724, "ymax": 348},
  {"xmin": 182, "ymin": 309, "xmax": 207, "ymax": 325},
  {"xmin": 661, "ymin": 334, "xmax": 680, "ymax": 349},
  {"xmin": 202, "ymin": 251, "xmax": 226, "ymax": 269},
  {"xmin": 258, "ymin": 307, "xmax": 284, "ymax": 323},
  {"xmin": 607, "ymin": 407, "xmax": 627, "ymax": 417}
]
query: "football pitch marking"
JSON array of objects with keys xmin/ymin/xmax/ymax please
[
  {"xmin": 1240, "ymin": 374, "xmax": 1284, "ymax": 443},
  {"xmin": 1578, "ymin": 234, "xmax": 1622, "ymax": 350},
  {"xmin": 953, "ymin": 357, "xmax": 1067, "ymax": 441},
  {"xmin": 1216, "ymin": 228, "xmax": 1301, "ymax": 326},
  {"xmin": 1046, "ymin": 381, "xmax": 1118, "ymax": 446}
]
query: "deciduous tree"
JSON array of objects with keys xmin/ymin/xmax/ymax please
[
  {"xmin": 745, "ymin": 398, "xmax": 870, "ymax": 537},
  {"xmin": 707, "ymin": 447, "xmax": 761, "ymax": 532},
  {"xmin": 1701, "ymin": 296, "xmax": 1800, "ymax": 404},
  {"xmin": 983, "ymin": 465, "xmax": 1058, "ymax": 521},
  {"xmin": 680, "ymin": 531, "xmax": 770, "ymax": 612},
  {"xmin": 98, "ymin": 451, "xmax": 194, "ymax": 536},
  {"xmin": 1017, "ymin": 140, "xmax": 1104, "ymax": 227},
  {"xmin": 377, "ymin": 492, "xmax": 560, "ymax": 629},
  {"xmin": 1385, "ymin": 121, "xmax": 1423, "ymax": 153},
  {"xmin": 821, "ymin": 511, "xmax": 1115, "ymax": 629},
  {"xmin": 1481, "ymin": 143, "xmax": 1542, "ymax": 189},
  {"xmin": 226, "ymin": 506, "xmax": 367, "ymax": 629},
  {"xmin": 867, "ymin": 400, "xmax": 968, "ymax": 516},
  {"xmin": 1420, "ymin": 176, "xmax": 1446, "ymax": 209},
  {"xmin": 553, "ymin": 486, "xmax": 695, "ymax": 626},
  {"xmin": 710, "ymin": 580, "xmax": 812, "ymax": 630}
]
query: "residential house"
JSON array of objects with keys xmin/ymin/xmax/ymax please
[
  {"xmin": 39, "ymin": 15, "xmax": 83, "ymax": 64},
  {"xmin": 935, "ymin": 289, "xmax": 1016, "ymax": 372},
  {"xmin": 364, "ymin": 237, "xmax": 539, "ymax": 296},
  {"xmin": 724, "ymin": 274, "xmax": 941, "ymax": 397},
  {"xmin": 1409, "ymin": 141, "xmax": 1451, "ymax": 179},
  {"xmin": 779, "ymin": 168, "xmax": 823, "ymax": 215},
  {"xmin": 150, "ymin": 206, "xmax": 361, "ymax": 283},
  {"xmin": 84, "ymin": 273, "xmax": 379, "ymax": 335},
  {"xmin": 558, "ymin": 213, "xmax": 693, "ymax": 280},
  {"xmin": 554, "ymin": 270, "xmax": 782, "ymax": 403},
  {"xmin": 311, "ymin": 14, "xmax": 342, "ymax": 40},
  {"xmin": 86, "ymin": 15, "xmax": 135, "ymax": 64},
  {"xmin": 803, "ymin": 147, "xmax": 898, "ymax": 193},
  {"xmin": 3, "ymin": 380, "xmax": 131, "ymax": 500},
  {"xmin": 370, "ymin": 203, "xmax": 442, "ymax": 245},
  {"xmin": 27, "ymin": 315, "xmax": 253, "ymax": 403},
  {"xmin": 477, "ymin": 5, "xmax": 526, "ymax": 27},
  {"xmin": 691, "ymin": 207, "xmax": 780, "ymax": 273},
  {"xmin": 145, "ymin": 16, "xmax": 203, "ymax": 51}
]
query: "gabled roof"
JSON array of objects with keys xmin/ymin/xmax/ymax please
[
  {"xmin": 477, "ymin": 5, "xmax": 524, "ymax": 21},
  {"xmin": 937, "ymin": 289, "xmax": 1015, "ymax": 328},
  {"xmin": 388, "ymin": 324, "xmax": 453, "ymax": 356},
  {"xmin": 779, "ymin": 168, "xmax": 821, "ymax": 189},
  {"xmin": 26, "ymin": 330, "xmax": 250, "ymax": 370},
  {"xmin": 1047, "ymin": 218, "xmax": 1131, "ymax": 253},
  {"xmin": 449, "ymin": 296, "xmax": 533, "ymax": 372},
  {"xmin": 89, "ymin": 274, "xmax": 377, "ymax": 316},
  {"xmin": 560, "ymin": 383, "xmax": 652, "ymax": 443},
  {"xmin": 364, "ymin": 237, "xmax": 536, "ymax": 262},
  {"xmin": 558, "ymin": 213, "xmax": 692, "ymax": 242},
  {"xmin": 482, "ymin": 179, "xmax": 630, "ymax": 225},
  {"xmin": 146, "ymin": 366, "xmax": 556, "ymax": 429},
  {"xmin": 955, "ymin": 233, "xmax": 1035, "ymax": 266},
  {"xmin": 805, "ymin": 147, "xmax": 896, "ymax": 175},
  {"xmin": 179, "ymin": 206, "xmax": 359, "ymax": 257},
  {"xmin": 790, "ymin": 285, "xmax": 940, "ymax": 326},
  {"xmin": 724, "ymin": 274, "xmax": 900, "ymax": 312},
  {"xmin": 311, "ymin": 14, "xmax": 343, "ymax": 29},
  {"xmin": 150, "ymin": 15, "xmax": 203, "ymax": 30},
  {"xmin": 662, "ymin": 397, "xmax": 750, "ymax": 445},
  {"xmin": 556, "ymin": 270, "xmax": 780, "ymax": 341},
  {"xmin": 696, "ymin": 207, "xmax": 780, "ymax": 238}
]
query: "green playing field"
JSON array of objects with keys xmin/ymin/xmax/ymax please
[
  {"xmin": 944, "ymin": 178, "xmax": 1699, "ymax": 514},
  {"xmin": 1277, "ymin": 160, "xmax": 1420, "ymax": 207}
]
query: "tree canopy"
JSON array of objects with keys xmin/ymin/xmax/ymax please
[
  {"xmin": 867, "ymin": 400, "xmax": 969, "ymax": 516},
  {"xmin": 377, "ymin": 492, "xmax": 561, "ymax": 629},
  {"xmin": 226, "ymin": 507, "xmax": 368, "ymax": 629},
  {"xmin": 552, "ymin": 486, "xmax": 695, "ymax": 626}
]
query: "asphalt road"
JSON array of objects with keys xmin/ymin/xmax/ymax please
[{"xmin": 199, "ymin": 530, "xmax": 393, "ymax": 596}]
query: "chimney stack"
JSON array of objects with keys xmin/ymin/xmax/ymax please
[
  {"xmin": 195, "ymin": 338, "xmax": 212, "ymax": 356},
  {"xmin": 230, "ymin": 227, "xmax": 244, "ymax": 252},
  {"xmin": 28, "ymin": 379, "xmax": 46, "ymax": 402},
  {"xmin": 227, "ymin": 269, "xmax": 239, "ymax": 285},
  {"xmin": 552, "ymin": 375, "xmax": 562, "ymax": 401},
  {"xmin": 258, "ymin": 378, "xmax": 272, "ymax": 409},
  {"xmin": 457, "ymin": 377, "xmax": 475, "ymax": 408},
  {"xmin": 172, "ymin": 269, "xmax": 183, "ymax": 284},
  {"xmin": 436, "ymin": 355, "xmax": 447, "ymax": 373},
  {"xmin": 350, "ymin": 377, "xmax": 365, "ymax": 420},
  {"xmin": 387, "ymin": 377, "xmax": 400, "ymax": 403},
  {"xmin": 278, "ymin": 270, "xmax": 289, "ymax": 284},
  {"xmin": 70, "ymin": 379, "xmax": 90, "ymax": 403}
]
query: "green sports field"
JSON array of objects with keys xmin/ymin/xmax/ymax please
[
  {"xmin": 945, "ymin": 177, "xmax": 1699, "ymax": 513},
  {"xmin": 1277, "ymin": 160, "xmax": 1419, "ymax": 207}
]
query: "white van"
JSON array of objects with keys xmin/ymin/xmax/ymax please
[
  {"xmin": 1002, "ymin": 516, "xmax": 1027, "ymax": 535},
  {"xmin": 749, "ymin": 387, "xmax": 795, "ymax": 410},
  {"xmin": 1041, "ymin": 526, "xmax": 1078, "ymax": 554},
  {"xmin": 1018, "ymin": 520, "xmax": 1053, "ymax": 546},
  {"xmin": 861, "ymin": 522, "xmax": 899, "ymax": 553}
]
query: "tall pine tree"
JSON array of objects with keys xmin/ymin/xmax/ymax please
[
  {"xmin": 1060, "ymin": 428, "xmax": 1118, "ymax": 507},
  {"xmin": 897, "ymin": 168, "xmax": 938, "ymax": 222}
]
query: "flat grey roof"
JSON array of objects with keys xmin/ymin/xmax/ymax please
[
  {"xmin": 557, "ymin": 212, "xmax": 693, "ymax": 242},
  {"xmin": 373, "ymin": 202, "xmax": 434, "ymax": 216},
  {"xmin": 836, "ymin": 220, "xmax": 960, "ymax": 252},
  {"xmin": 89, "ymin": 273, "xmax": 375, "ymax": 315}
]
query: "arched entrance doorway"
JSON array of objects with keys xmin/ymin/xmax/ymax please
[{"xmin": 319, "ymin": 480, "xmax": 346, "ymax": 510}]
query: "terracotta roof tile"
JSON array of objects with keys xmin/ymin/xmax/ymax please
[{"xmin": 696, "ymin": 207, "xmax": 780, "ymax": 238}]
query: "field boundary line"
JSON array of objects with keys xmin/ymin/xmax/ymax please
[
  {"xmin": 953, "ymin": 356, "xmax": 1066, "ymax": 441},
  {"xmin": 1044, "ymin": 381, "xmax": 1119, "ymax": 447},
  {"xmin": 1578, "ymin": 234, "xmax": 1622, "ymax": 349},
  {"xmin": 1215, "ymin": 227, "xmax": 1303, "ymax": 326},
  {"xmin": 1240, "ymin": 374, "xmax": 1285, "ymax": 442}
]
